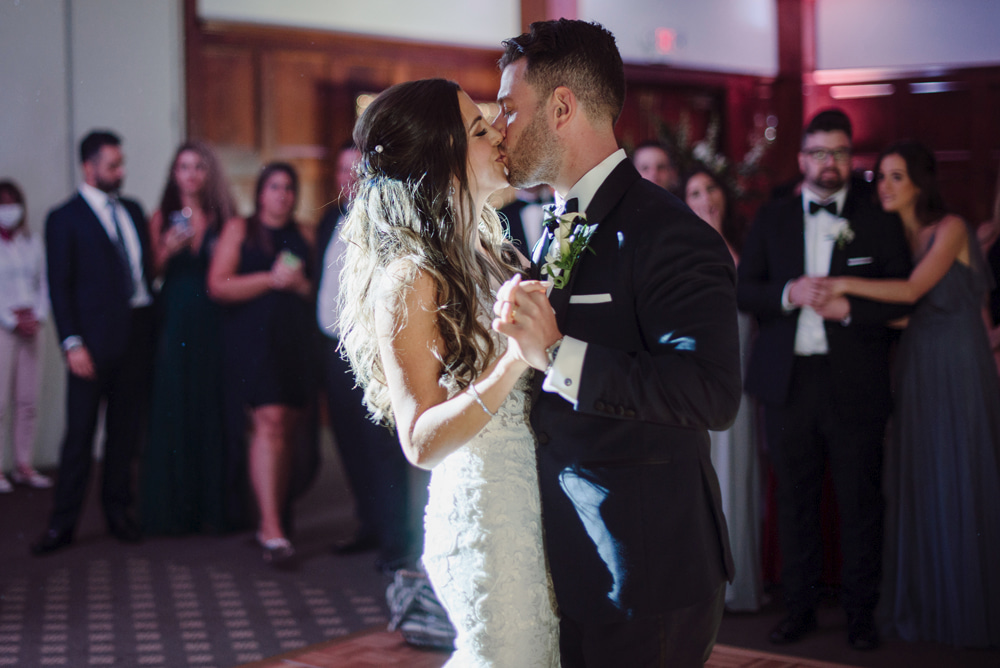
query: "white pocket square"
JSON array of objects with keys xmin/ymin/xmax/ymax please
[
  {"xmin": 569, "ymin": 293, "xmax": 612, "ymax": 304},
  {"xmin": 847, "ymin": 257, "xmax": 873, "ymax": 266}
]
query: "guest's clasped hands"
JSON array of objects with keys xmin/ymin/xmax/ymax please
[
  {"xmin": 788, "ymin": 275, "xmax": 851, "ymax": 321},
  {"xmin": 492, "ymin": 274, "xmax": 560, "ymax": 371}
]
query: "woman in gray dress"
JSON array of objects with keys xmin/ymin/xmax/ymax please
[{"xmin": 824, "ymin": 141, "xmax": 1000, "ymax": 647}]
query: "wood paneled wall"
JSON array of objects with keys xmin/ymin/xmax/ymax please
[{"xmin": 185, "ymin": 12, "xmax": 505, "ymax": 222}]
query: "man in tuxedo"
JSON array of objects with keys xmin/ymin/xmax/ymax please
[
  {"xmin": 492, "ymin": 20, "xmax": 741, "ymax": 666},
  {"xmin": 737, "ymin": 109, "xmax": 912, "ymax": 649},
  {"xmin": 33, "ymin": 130, "xmax": 155, "ymax": 555},
  {"xmin": 315, "ymin": 141, "xmax": 423, "ymax": 570}
]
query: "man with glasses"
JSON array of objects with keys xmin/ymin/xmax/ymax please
[{"xmin": 737, "ymin": 109, "xmax": 911, "ymax": 650}]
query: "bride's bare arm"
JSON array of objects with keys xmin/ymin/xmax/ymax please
[{"xmin": 377, "ymin": 269, "xmax": 529, "ymax": 470}]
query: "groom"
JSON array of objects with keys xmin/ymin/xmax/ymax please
[{"xmin": 492, "ymin": 20, "xmax": 742, "ymax": 666}]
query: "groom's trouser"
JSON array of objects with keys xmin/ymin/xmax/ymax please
[
  {"xmin": 765, "ymin": 355, "xmax": 884, "ymax": 617},
  {"xmin": 559, "ymin": 582, "xmax": 725, "ymax": 668}
]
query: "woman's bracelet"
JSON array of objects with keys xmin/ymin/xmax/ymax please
[{"xmin": 468, "ymin": 381, "xmax": 497, "ymax": 418}]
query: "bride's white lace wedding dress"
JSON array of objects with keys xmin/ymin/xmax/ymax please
[{"xmin": 422, "ymin": 366, "xmax": 560, "ymax": 667}]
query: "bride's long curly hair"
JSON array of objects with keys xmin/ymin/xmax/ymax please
[{"xmin": 339, "ymin": 79, "xmax": 521, "ymax": 425}]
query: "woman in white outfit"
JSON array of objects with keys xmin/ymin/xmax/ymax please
[
  {"xmin": 0, "ymin": 180, "xmax": 51, "ymax": 493},
  {"xmin": 339, "ymin": 79, "xmax": 560, "ymax": 667}
]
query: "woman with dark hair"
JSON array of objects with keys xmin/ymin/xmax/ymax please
[
  {"xmin": 823, "ymin": 141, "xmax": 1000, "ymax": 647},
  {"xmin": 141, "ymin": 142, "xmax": 236, "ymax": 534},
  {"xmin": 0, "ymin": 180, "xmax": 51, "ymax": 493},
  {"xmin": 682, "ymin": 166, "xmax": 763, "ymax": 613},
  {"xmin": 683, "ymin": 165, "xmax": 744, "ymax": 261},
  {"xmin": 208, "ymin": 162, "xmax": 314, "ymax": 565},
  {"xmin": 339, "ymin": 79, "xmax": 559, "ymax": 665}
]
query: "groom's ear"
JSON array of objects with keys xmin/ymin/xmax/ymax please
[{"xmin": 550, "ymin": 86, "xmax": 576, "ymax": 131}]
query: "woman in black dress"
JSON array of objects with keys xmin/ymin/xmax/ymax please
[{"xmin": 208, "ymin": 162, "xmax": 314, "ymax": 565}]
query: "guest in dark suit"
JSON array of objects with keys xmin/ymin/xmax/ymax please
[
  {"xmin": 493, "ymin": 20, "xmax": 742, "ymax": 666},
  {"xmin": 736, "ymin": 109, "xmax": 912, "ymax": 650},
  {"xmin": 33, "ymin": 130, "xmax": 155, "ymax": 554},
  {"xmin": 315, "ymin": 141, "xmax": 423, "ymax": 569}
]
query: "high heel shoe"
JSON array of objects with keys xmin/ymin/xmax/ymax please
[{"xmin": 257, "ymin": 534, "xmax": 295, "ymax": 567}]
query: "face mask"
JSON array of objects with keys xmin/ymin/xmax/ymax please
[{"xmin": 0, "ymin": 204, "xmax": 25, "ymax": 230}]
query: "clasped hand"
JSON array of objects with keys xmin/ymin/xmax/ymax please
[
  {"xmin": 491, "ymin": 274, "xmax": 561, "ymax": 371},
  {"xmin": 790, "ymin": 276, "xmax": 850, "ymax": 321}
]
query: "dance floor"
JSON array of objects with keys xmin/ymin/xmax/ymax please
[{"xmin": 241, "ymin": 628, "xmax": 861, "ymax": 668}]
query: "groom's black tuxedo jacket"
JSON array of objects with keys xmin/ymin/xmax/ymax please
[
  {"xmin": 530, "ymin": 160, "xmax": 741, "ymax": 623},
  {"xmin": 46, "ymin": 193, "xmax": 153, "ymax": 369},
  {"xmin": 736, "ymin": 188, "xmax": 912, "ymax": 421}
]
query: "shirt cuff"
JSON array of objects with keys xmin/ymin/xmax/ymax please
[
  {"xmin": 541, "ymin": 335, "xmax": 586, "ymax": 407},
  {"xmin": 62, "ymin": 336, "xmax": 83, "ymax": 352},
  {"xmin": 781, "ymin": 280, "xmax": 797, "ymax": 312},
  {"xmin": 0, "ymin": 312, "xmax": 17, "ymax": 331}
]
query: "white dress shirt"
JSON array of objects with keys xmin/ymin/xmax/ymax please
[
  {"xmin": 78, "ymin": 183, "xmax": 152, "ymax": 308},
  {"xmin": 0, "ymin": 233, "xmax": 49, "ymax": 331},
  {"xmin": 542, "ymin": 149, "xmax": 628, "ymax": 406},
  {"xmin": 783, "ymin": 185, "xmax": 849, "ymax": 355}
]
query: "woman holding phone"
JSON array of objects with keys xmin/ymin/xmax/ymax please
[
  {"xmin": 208, "ymin": 162, "xmax": 314, "ymax": 565},
  {"xmin": 142, "ymin": 141, "xmax": 236, "ymax": 535}
]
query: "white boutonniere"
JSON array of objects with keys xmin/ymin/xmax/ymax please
[
  {"xmin": 542, "ymin": 211, "xmax": 597, "ymax": 290},
  {"xmin": 827, "ymin": 217, "xmax": 855, "ymax": 250}
]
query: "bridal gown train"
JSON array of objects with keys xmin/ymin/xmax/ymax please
[{"xmin": 422, "ymin": 369, "xmax": 560, "ymax": 667}]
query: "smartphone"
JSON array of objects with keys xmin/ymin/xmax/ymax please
[
  {"xmin": 169, "ymin": 208, "xmax": 195, "ymax": 238},
  {"xmin": 278, "ymin": 249, "xmax": 302, "ymax": 271}
]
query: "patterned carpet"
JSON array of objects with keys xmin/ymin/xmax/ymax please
[
  {"xmin": 1, "ymin": 550, "xmax": 386, "ymax": 666},
  {"xmin": 0, "ymin": 439, "xmax": 393, "ymax": 668}
]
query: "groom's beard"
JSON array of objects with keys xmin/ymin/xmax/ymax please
[{"xmin": 506, "ymin": 107, "xmax": 561, "ymax": 189}]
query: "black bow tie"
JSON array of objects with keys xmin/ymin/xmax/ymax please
[
  {"xmin": 545, "ymin": 198, "xmax": 579, "ymax": 232},
  {"xmin": 809, "ymin": 200, "xmax": 838, "ymax": 216}
]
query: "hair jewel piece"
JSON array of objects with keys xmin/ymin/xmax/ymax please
[{"xmin": 374, "ymin": 145, "xmax": 384, "ymax": 154}]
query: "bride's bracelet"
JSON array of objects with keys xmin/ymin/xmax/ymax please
[{"xmin": 468, "ymin": 381, "xmax": 498, "ymax": 418}]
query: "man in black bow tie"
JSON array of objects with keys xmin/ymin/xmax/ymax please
[
  {"xmin": 738, "ymin": 109, "xmax": 912, "ymax": 650},
  {"xmin": 492, "ymin": 19, "xmax": 741, "ymax": 666}
]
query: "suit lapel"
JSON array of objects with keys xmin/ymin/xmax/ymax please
[
  {"xmin": 531, "ymin": 205, "xmax": 555, "ymax": 275},
  {"xmin": 74, "ymin": 194, "xmax": 120, "ymax": 255},
  {"xmin": 546, "ymin": 160, "xmax": 638, "ymax": 329},
  {"xmin": 828, "ymin": 193, "xmax": 858, "ymax": 276},
  {"xmin": 783, "ymin": 196, "xmax": 807, "ymax": 279}
]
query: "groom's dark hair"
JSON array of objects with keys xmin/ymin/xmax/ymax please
[{"xmin": 499, "ymin": 19, "xmax": 625, "ymax": 125}]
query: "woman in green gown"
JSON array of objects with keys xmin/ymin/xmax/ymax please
[{"xmin": 141, "ymin": 142, "xmax": 237, "ymax": 534}]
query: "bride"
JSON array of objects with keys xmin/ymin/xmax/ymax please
[{"xmin": 338, "ymin": 78, "xmax": 560, "ymax": 666}]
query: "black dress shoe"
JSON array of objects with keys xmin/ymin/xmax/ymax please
[
  {"xmin": 31, "ymin": 528, "xmax": 74, "ymax": 556},
  {"xmin": 108, "ymin": 515, "xmax": 142, "ymax": 543},
  {"xmin": 848, "ymin": 612, "xmax": 880, "ymax": 650},
  {"xmin": 769, "ymin": 610, "xmax": 818, "ymax": 644}
]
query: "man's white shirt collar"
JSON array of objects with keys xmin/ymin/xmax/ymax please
[
  {"xmin": 555, "ymin": 148, "xmax": 627, "ymax": 215},
  {"xmin": 79, "ymin": 182, "xmax": 117, "ymax": 214}
]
